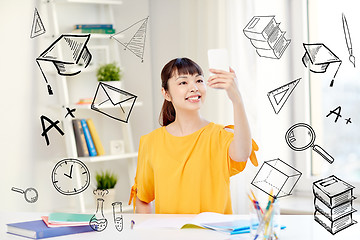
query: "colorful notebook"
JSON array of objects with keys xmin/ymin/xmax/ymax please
[
  {"xmin": 7, "ymin": 220, "xmax": 93, "ymax": 239},
  {"xmin": 48, "ymin": 212, "xmax": 93, "ymax": 223}
]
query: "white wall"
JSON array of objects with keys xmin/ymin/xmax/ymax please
[{"xmin": 0, "ymin": 0, "xmax": 39, "ymax": 212}]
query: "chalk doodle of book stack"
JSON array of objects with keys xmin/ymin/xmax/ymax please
[
  {"xmin": 243, "ymin": 16, "xmax": 291, "ymax": 59},
  {"xmin": 313, "ymin": 175, "xmax": 357, "ymax": 235},
  {"xmin": 111, "ymin": 16, "xmax": 149, "ymax": 62}
]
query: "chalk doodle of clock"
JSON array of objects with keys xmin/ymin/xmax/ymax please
[{"xmin": 51, "ymin": 158, "xmax": 90, "ymax": 195}]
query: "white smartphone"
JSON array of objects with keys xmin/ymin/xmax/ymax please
[{"xmin": 207, "ymin": 48, "xmax": 229, "ymax": 73}]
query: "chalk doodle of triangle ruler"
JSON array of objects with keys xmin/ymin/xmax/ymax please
[
  {"xmin": 267, "ymin": 78, "xmax": 301, "ymax": 114},
  {"xmin": 30, "ymin": 8, "xmax": 46, "ymax": 38},
  {"xmin": 110, "ymin": 16, "xmax": 149, "ymax": 62}
]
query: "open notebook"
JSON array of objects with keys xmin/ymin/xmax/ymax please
[{"xmin": 135, "ymin": 212, "xmax": 255, "ymax": 235}]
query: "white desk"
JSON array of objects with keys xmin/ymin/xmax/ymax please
[{"xmin": 1, "ymin": 212, "xmax": 359, "ymax": 240}]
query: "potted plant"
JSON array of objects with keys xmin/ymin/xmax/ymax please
[
  {"xmin": 95, "ymin": 171, "xmax": 118, "ymax": 209},
  {"xmin": 96, "ymin": 62, "xmax": 123, "ymax": 88}
]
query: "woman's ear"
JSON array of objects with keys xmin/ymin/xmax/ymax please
[{"xmin": 161, "ymin": 88, "xmax": 171, "ymax": 102}]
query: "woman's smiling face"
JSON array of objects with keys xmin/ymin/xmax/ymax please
[{"xmin": 163, "ymin": 71, "xmax": 207, "ymax": 112}]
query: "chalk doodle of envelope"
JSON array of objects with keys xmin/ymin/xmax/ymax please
[
  {"xmin": 91, "ymin": 82, "xmax": 137, "ymax": 123},
  {"xmin": 36, "ymin": 34, "xmax": 92, "ymax": 95}
]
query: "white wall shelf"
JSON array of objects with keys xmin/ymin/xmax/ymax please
[
  {"xmin": 44, "ymin": 0, "xmax": 138, "ymax": 213},
  {"xmin": 79, "ymin": 152, "xmax": 138, "ymax": 163}
]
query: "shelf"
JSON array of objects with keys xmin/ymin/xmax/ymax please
[
  {"xmin": 71, "ymin": 101, "xmax": 143, "ymax": 109},
  {"xmin": 60, "ymin": 33, "xmax": 123, "ymax": 39},
  {"xmin": 59, "ymin": 0, "xmax": 123, "ymax": 5},
  {"xmin": 79, "ymin": 152, "xmax": 138, "ymax": 163},
  {"xmin": 46, "ymin": 0, "xmax": 137, "ymax": 214}
]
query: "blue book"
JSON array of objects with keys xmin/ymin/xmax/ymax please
[
  {"xmin": 74, "ymin": 24, "xmax": 113, "ymax": 29},
  {"xmin": 6, "ymin": 220, "xmax": 93, "ymax": 239},
  {"xmin": 81, "ymin": 119, "xmax": 97, "ymax": 156}
]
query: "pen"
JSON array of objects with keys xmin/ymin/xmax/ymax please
[
  {"xmin": 251, "ymin": 190, "xmax": 264, "ymax": 214},
  {"xmin": 253, "ymin": 203, "xmax": 274, "ymax": 240},
  {"xmin": 131, "ymin": 220, "xmax": 135, "ymax": 230}
]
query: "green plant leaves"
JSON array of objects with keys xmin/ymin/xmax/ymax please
[
  {"xmin": 96, "ymin": 63, "xmax": 122, "ymax": 81},
  {"xmin": 95, "ymin": 171, "xmax": 118, "ymax": 190}
]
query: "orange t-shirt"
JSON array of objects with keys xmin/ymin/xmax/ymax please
[{"xmin": 129, "ymin": 122, "xmax": 258, "ymax": 214}]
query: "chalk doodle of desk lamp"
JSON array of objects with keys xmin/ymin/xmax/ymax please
[{"xmin": 285, "ymin": 123, "xmax": 334, "ymax": 164}]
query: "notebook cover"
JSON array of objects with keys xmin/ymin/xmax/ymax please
[
  {"xmin": 7, "ymin": 220, "xmax": 93, "ymax": 239},
  {"xmin": 48, "ymin": 212, "xmax": 92, "ymax": 223}
]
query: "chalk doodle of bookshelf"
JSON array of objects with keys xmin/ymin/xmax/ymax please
[
  {"xmin": 110, "ymin": 16, "xmax": 149, "ymax": 62},
  {"xmin": 243, "ymin": 15, "xmax": 291, "ymax": 59},
  {"xmin": 342, "ymin": 13, "xmax": 355, "ymax": 67},
  {"xmin": 89, "ymin": 190, "xmax": 109, "ymax": 232},
  {"xmin": 36, "ymin": 34, "xmax": 92, "ymax": 95},
  {"xmin": 30, "ymin": 8, "xmax": 46, "ymax": 39},
  {"xmin": 11, "ymin": 187, "xmax": 39, "ymax": 203},
  {"xmin": 91, "ymin": 82, "xmax": 137, "ymax": 123},
  {"xmin": 40, "ymin": 115, "xmax": 64, "ymax": 146},
  {"xmin": 267, "ymin": 78, "xmax": 301, "ymax": 114},
  {"xmin": 285, "ymin": 123, "xmax": 334, "ymax": 164},
  {"xmin": 302, "ymin": 43, "xmax": 342, "ymax": 87},
  {"xmin": 313, "ymin": 175, "xmax": 357, "ymax": 235},
  {"xmin": 251, "ymin": 158, "xmax": 302, "ymax": 198}
]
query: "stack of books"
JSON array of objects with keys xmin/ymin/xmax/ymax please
[
  {"xmin": 73, "ymin": 118, "xmax": 105, "ymax": 157},
  {"xmin": 313, "ymin": 175, "xmax": 357, "ymax": 235},
  {"xmin": 243, "ymin": 15, "xmax": 291, "ymax": 59},
  {"xmin": 72, "ymin": 24, "xmax": 115, "ymax": 34},
  {"xmin": 6, "ymin": 213, "xmax": 93, "ymax": 239}
]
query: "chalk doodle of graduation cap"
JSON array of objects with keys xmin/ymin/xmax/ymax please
[
  {"xmin": 302, "ymin": 43, "xmax": 342, "ymax": 87},
  {"xmin": 36, "ymin": 34, "xmax": 92, "ymax": 95},
  {"xmin": 91, "ymin": 82, "xmax": 137, "ymax": 123}
]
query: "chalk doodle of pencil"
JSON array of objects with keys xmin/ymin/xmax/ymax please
[
  {"xmin": 243, "ymin": 15, "xmax": 291, "ymax": 59},
  {"xmin": 285, "ymin": 123, "xmax": 334, "ymax": 164},
  {"xmin": 313, "ymin": 175, "xmax": 357, "ymax": 235},
  {"xmin": 267, "ymin": 78, "xmax": 301, "ymax": 114},
  {"xmin": 342, "ymin": 13, "xmax": 355, "ymax": 67},
  {"xmin": 36, "ymin": 34, "xmax": 92, "ymax": 95},
  {"xmin": 11, "ymin": 187, "xmax": 39, "ymax": 203},
  {"xmin": 110, "ymin": 16, "xmax": 149, "ymax": 62},
  {"xmin": 40, "ymin": 115, "xmax": 64, "ymax": 146},
  {"xmin": 302, "ymin": 43, "xmax": 342, "ymax": 87},
  {"xmin": 30, "ymin": 8, "xmax": 46, "ymax": 38}
]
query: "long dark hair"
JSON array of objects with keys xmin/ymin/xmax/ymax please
[{"xmin": 159, "ymin": 58, "xmax": 203, "ymax": 126}]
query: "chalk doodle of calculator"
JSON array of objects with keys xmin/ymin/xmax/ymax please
[{"xmin": 267, "ymin": 78, "xmax": 301, "ymax": 114}]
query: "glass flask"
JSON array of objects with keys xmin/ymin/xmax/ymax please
[
  {"xmin": 112, "ymin": 202, "xmax": 123, "ymax": 232},
  {"xmin": 89, "ymin": 198, "xmax": 108, "ymax": 232}
]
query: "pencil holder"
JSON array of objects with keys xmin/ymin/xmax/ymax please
[{"xmin": 249, "ymin": 199, "xmax": 280, "ymax": 240}]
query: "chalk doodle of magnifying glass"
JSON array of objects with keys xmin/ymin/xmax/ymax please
[
  {"xmin": 11, "ymin": 187, "xmax": 39, "ymax": 203},
  {"xmin": 285, "ymin": 123, "xmax": 334, "ymax": 164}
]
